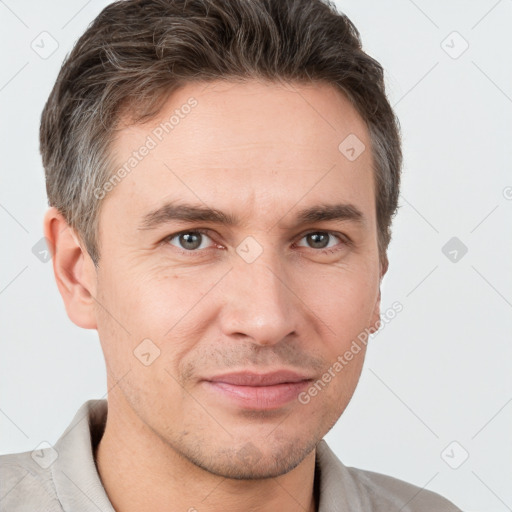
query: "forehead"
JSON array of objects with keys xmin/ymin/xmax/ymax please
[{"xmin": 104, "ymin": 80, "xmax": 375, "ymax": 232}]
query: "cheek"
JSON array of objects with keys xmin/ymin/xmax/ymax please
[
  {"xmin": 297, "ymin": 342, "xmax": 367, "ymax": 433},
  {"xmin": 302, "ymin": 264, "xmax": 379, "ymax": 341},
  {"xmin": 99, "ymin": 263, "xmax": 183, "ymax": 329},
  {"xmin": 94, "ymin": 268, "xmax": 195, "ymax": 407},
  {"xmin": 93, "ymin": 266, "xmax": 178, "ymax": 369},
  {"xmin": 100, "ymin": 267, "xmax": 222, "ymax": 367},
  {"xmin": 131, "ymin": 268, "xmax": 220, "ymax": 332}
]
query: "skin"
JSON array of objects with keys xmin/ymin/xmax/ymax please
[{"xmin": 44, "ymin": 79, "xmax": 387, "ymax": 512}]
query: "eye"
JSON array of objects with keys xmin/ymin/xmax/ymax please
[
  {"xmin": 295, "ymin": 231, "xmax": 347, "ymax": 253},
  {"xmin": 164, "ymin": 230, "xmax": 215, "ymax": 252},
  {"xmin": 161, "ymin": 229, "xmax": 349, "ymax": 257}
]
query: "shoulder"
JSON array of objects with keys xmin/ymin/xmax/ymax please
[
  {"xmin": 0, "ymin": 449, "xmax": 63, "ymax": 512},
  {"xmin": 345, "ymin": 465, "xmax": 462, "ymax": 511},
  {"xmin": 315, "ymin": 440, "xmax": 462, "ymax": 511}
]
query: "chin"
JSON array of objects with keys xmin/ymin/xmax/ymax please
[{"xmin": 179, "ymin": 434, "xmax": 319, "ymax": 480}]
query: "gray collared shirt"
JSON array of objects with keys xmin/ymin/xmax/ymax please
[{"xmin": 1, "ymin": 399, "xmax": 461, "ymax": 511}]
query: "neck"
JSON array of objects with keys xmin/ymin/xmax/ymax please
[{"xmin": 94, "ymin": 396, "xmax": 318, "ymax": 512}]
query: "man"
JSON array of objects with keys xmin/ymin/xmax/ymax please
[{"xmin": 0, "ymin": 0, "xmax": 462, "ymax": 510}]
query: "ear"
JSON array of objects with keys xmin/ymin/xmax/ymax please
[
  {"xmin": 369, "ymin": 256, "xmax": 389, "ymax": 333},
  {"xmin": 43, "ymin": 207, "xmax": 98, "ymax": 329}
]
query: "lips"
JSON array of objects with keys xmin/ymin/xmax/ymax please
[
  {"xmin": 205, "ymin": 370, "xmax": 313, "ymax": 386},
  {"xmin": 202, "ymin": 370, "xmax": 314, "ymax": 410}
]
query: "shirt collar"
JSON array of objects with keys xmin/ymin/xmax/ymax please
[{"xmin": 52, "ymin": 399, "xmax": 115, "ymax": 511}]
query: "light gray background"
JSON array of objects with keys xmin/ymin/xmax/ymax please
[{"xmin": 1, "ymin": 1, "xmax": 511, "ymax": 510}]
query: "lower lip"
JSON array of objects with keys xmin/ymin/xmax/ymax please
[{"xmin": 202, "ymin": 380, "xmax": 311, "ymax": 410}]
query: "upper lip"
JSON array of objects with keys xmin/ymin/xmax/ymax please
[{"xmin": 205, "ymin": 370, "xmax": 314, "ymax": 386}]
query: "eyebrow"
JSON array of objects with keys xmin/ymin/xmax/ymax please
[{"xmin": 138, "ymin": 201, "xmax": 365, "ymax": 231}]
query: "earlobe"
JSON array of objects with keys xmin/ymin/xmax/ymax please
[{"xmin": 43, "ymin": 207, "xmax": 98, "ymax": 330}]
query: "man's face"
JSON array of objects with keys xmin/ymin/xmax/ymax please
[{"xmin": 92, "ymin": 80, "xmax": 383, "ymax": 478}]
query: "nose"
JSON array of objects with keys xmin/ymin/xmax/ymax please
[{"xmin": 218, "ymin": 251, "xmax": 300, "ymax": 347}]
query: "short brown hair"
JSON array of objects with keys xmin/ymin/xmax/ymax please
[{"xmin": 40, "ymin": 0, "xmax": 402, "ymax": 268}]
